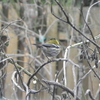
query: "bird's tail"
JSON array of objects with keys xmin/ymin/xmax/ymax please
[{"xmin": 33, "ymin": 44, "xmax": 41, "ymax": 48}]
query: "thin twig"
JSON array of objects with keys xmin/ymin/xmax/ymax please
[
  {"xmin": 51, "ymin": 0, "xmax": 100, "ymax": 48},
  {"xmin": 82, "ymin": 45, "xmax": 100, "ymax": 80},
  {"xmin": 0, "ymin": 20, "xmax": 22, "ymax": 34},
  {"xmin": 52, "ymin": 71, "xmax": 59, "ymax": 100},
  {"xmin": 11, "ymin": 71, "xmax": 25, "ymax": 92},
  {"xmin": 11, "ymin": 59, "xmax": 26, "ymax": 91},
  {"xmin": 80, "ymin": 3, "xmax": 95, "ymax": 41}
]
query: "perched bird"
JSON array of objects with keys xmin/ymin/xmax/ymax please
[{"xmin": 33, "ymin": 38, "xmax": 61, "ymax": 59}]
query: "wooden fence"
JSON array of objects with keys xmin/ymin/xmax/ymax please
[{"xmin": 0, "ymin": 3, "xmax": 100, "ymax": 100}]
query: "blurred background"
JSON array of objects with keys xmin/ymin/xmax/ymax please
[{"xmin": 0, "ymin": 0, "xmax": 100, "ymax": 100}]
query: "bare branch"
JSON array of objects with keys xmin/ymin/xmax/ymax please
[
  {"xmin": 27, "ymin": 58, "xmax": 68, "ymax": 87},
  {"xmin": 52, "ymin": 0, "xmax": 100, "ymax": 48},
  {"xmin": 42, "ymin": 79, "xmax": 80, "ymax": 100},
  {"xmin": 85, "ymin": 89, "xmax": 95, "ymax": 100}
]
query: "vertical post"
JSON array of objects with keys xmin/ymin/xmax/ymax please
[
  {"xmin": 16, "ymin": 4, "xmax": 25, "ymax": 99},
  {"xmin": 5, "ymin": 3, "xmax": 18, "ymax": 99},
  {"xmin": 1, "ymin": 2, "xmax": 9, "ymax": 99}
]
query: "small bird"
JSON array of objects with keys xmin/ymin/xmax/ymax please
[{"xmin": 33, "ymin": 38, "xmax": 61, "ymax": 59}]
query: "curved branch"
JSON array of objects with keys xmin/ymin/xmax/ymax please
[
  {"xmin": 42, "ymin": 79, "xmax": 80, "ymax": 100},
  {"xmin": 27, "ymin": 58, "xmax": 68, "ymax": 87}
]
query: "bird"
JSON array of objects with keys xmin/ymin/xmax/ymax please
[{"xmin": 33, "ymin": 38, "xmax": 61, "ymax": 59}]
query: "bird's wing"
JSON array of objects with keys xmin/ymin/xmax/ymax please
[{"xmin": 42, "ymin": 43, "xmax": 60, "ymax": 48}]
